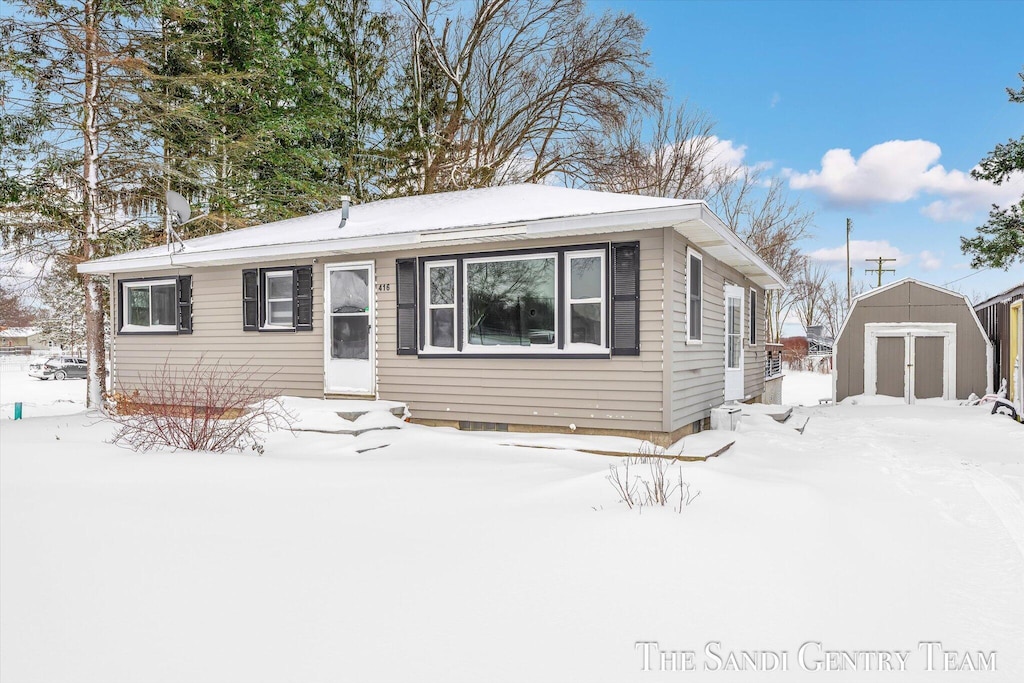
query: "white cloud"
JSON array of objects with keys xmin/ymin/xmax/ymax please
[
  {"xmin": 919, "ymin": 250, "xmax": 942, "ymax": 271},
  {"xmin": 699, "ymin": 136, "xmax": 748, "ymax": 174},
  {"xmin": 770, "ymin": 92, "xmax": 781, "ymax": 109},
  {"xmin": 785, "ymin": 139, "xmax": 1024, "ymax": 220},
  {"xmin": 808, "ymin": 239, "xmax": 914, "ymax": 267}
]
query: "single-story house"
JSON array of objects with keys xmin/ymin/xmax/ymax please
[
  {"xmin": 0, "ymin": 327, "xmax": 53, "ymax": 354},
  {"xmin": 974, "ymin": 282, "xmax": 1024, "ymax": 413},
  {"xmin": 78, "ymin": 184, "xmax": 785, "ymax": 444},
  {"xmin": 832, "ymin": 278, "xmax": 992, "ymax": 404}
]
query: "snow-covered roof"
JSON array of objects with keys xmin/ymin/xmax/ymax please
[
  {"xmin": 0, "ymin": 327, "xmax": 40, "ymax": 338},
  {"xmin": 973, "ymin": 281, "xmax": 1024, "ymax": 310},
  {"xmin": 78, "ymin": 183, "xmax": 785, "ymax": 289}
]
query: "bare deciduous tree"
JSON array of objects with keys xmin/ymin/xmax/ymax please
[
  {"xmin": 793, "ymin": 260, "xmax": 831, "ymax": 331},
  {"xmin": 396, "ymin": 0, "xmax": 661, "ymax": 193},
  {"xmin": 578, "ymin": 100, "xmax": 723, "ymax": 198}
]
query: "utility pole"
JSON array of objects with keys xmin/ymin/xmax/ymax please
[
  {"xmin": 865, "ymin": 257, "xmax": 896, "ymax": 287},
  {"xmin": 845, "ymin": 218, "xmax": 852, "ymax": 308}
]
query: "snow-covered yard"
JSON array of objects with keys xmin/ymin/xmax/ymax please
[{"xmin": 2, "ymin": 368, "xmax": 1023, "ymax": 681}]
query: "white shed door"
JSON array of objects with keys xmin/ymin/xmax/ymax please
[
  {"xmin": 325, "ymin": 263, "xmax": 375, "ymax": 395},
  {"xmin": 724, "ymin": 285, "xmax": 745, "ymax": 401}
]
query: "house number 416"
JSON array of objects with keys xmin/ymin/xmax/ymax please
[{"xmin": 377, "ymin": 283, "xmax": 391, "ymax": 292}]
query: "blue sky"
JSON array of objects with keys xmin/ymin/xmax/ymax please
[{"xmin": 595, "ymin": 0, "xmax": 1024, "ymax": 303}]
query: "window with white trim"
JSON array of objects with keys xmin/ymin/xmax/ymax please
[
  {"xmin": 122, "ymin": 279, "xmax": 177, "ymax": 332},
  {"xmin": 465, "ymin": 253, "xmax": 557, "ymax": 349},
  {"xmin": 566, "ymin": 250, "xmax": 605, "ymax": 349},
  {"xmin": 264, "ymin": 270, "xmax": 294, "ymax": 328},
  {"xmin": 425, "ymin": 261, "xmax": 456, "ymax": 349},
  {"xmin": 686, "ymin": 248, "xmax": 703, "ymax": 342}
]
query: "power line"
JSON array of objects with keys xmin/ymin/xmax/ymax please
[{"xmin": 943, "ymin": 267, "xmax": 992, "ymax": 286}]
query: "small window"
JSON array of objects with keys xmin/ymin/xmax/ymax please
[
  {"xmin": 122, "ymin": 279, "xmax": 177, "ymax": 332},
  {"xmin": 425, "ymin": 262, "xmax": 456, "ymax": 349},
  {"xmin": 264, "ymin": 271, "xmax": 294, "ymax": 328},
  {"xmin": 749, "ymin": 289, "xmax": 757, "ymax": 345},
  {"xmin": 687, "ymin": 248, "xmax": 703, "ymax": 343},
  {"xmin": 566, "ymin": 250, "xmax": 605, "ymax": 348}
]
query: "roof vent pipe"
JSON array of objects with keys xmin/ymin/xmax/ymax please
[{"xmin": 338, "ymin": 196, "xmax": 351, "ymax": 229}]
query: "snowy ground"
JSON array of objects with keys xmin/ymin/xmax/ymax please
[{"xmin": 2, "ymin": 368, "xmax": 1023, "ymax": 682}]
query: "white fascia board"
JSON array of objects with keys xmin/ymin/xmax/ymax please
[
  {"xmin": 78, "ymin": 204, "xmax": 699, "ymax": 275},
  {"xmin": 79, "ymin": 202, "xmax": 784, "ymax": 287},
  {"xmin": 697, "ymin": 204, "xmax": 788, "ymax": 290}
]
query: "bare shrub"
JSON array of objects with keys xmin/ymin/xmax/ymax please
[
  {"xmin": 641, "ymin": 456, "xmax": 678, "ymax": 507},
  {"xmin": 105, "ymin": 357, "xmax": 295, "ymax": 453},
  {"xmin": 607, "ymin": 457, "xmax": 641, "ymax": 510},
  {"xmin": 606, "ymin": 444, "xmax": 701, "ymax": 513}
]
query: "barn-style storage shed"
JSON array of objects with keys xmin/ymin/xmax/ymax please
[{"xmin": 833, "ymin": 279, "xmax": 992, "ymax": 403}]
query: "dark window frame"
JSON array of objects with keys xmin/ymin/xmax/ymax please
[
  {"xmin": 749, "ymin": 288, "xmax": 757, "ymax": 345},
  {"xmin": 415, "ymin": 243, "xmax": 613, "ymax": 359},
  {"xmin": 242, "ymin": 265, "xmax": 314, "ymax": 333},
  {"xmin": 117, "ymin": 275, "xmax": 192, "ymax": 336}
]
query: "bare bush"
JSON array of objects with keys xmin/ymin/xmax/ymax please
[
  {"xmin": 105, "ymin": 357, "xmax": 295, "ymax": 453},
  {"xmin": 606, "ymin": 445, "xmax": 701, "ymax": 513},
  {"xmin": 606, "ymin": 457, "xmax": 641, "ymax": 509}
]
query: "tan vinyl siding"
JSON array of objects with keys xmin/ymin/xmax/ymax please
[
  {"xmin": 743, "ymin": 286, "xmax": 767, "ymax": 400},
  {"xmin": 361, "ymin": 229, "xmax": 666, "ymax": 431},
  {"xmin": 110, "ymin": 224, "xmax": 775, "ymax": 436},
  {"xmin": 669, "ymin": 230, "xmax": 766, "ymax": 430},
  {"xmin": 112, "ymin": 259, "xmax": 323, "ymax": 398}
]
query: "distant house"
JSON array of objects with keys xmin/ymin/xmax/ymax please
[
  {"xmin": 78, "ymin": 184, "xmax": 786, "ymax": 444},
  {"xmin": 780, "ymin": 325, "xmax": 833, "ymax": 372},
  {"xmin": 0, "ymin": 327, "xmax": 53, "ymax": 354},
  {"xmin": 805, "ymin": 325, "xmax": 834, "ymax": 356},
  {"xmin": 833, "ymin": 279, "xmax": 991, "ymax": 404},
  {"xmin": 974, "ymin": 282, "xmax": 1024, "ymax": 413}
]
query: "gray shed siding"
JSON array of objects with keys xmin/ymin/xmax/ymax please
[
  {"xmin": 834, "ymin": 281, "xmax": 989, "ymax": 401},
  {"xmin": 669, "ymin": 230, "xmax": 766, "ymax": 430},
  {"xmin": 111, "ymin": 225, "xmax": 770, "ymax": 437}
]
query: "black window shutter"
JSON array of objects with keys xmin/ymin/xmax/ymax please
[
  {"xmin": 610, "ymin": 242, "xmax": 640, "ymax": 356},
  {"xmin": 749, "ymin": 289, "xmax": 757, "ymax": 345},
  {"xmin": 396, "ymin": 259, "xmax": 418, "ymax": 355},
  {"xmin": 177, "ymin": 275, "xmax": 193, "ymax": 334},
  {"xmin": 116, "ymin": 278, "xmax": 124, "ymax": 333},
  {"xmin": 242, "ymin": 269, "xmax": 258, "ymax": 330},
  {"xmin": 294, "ymin": 266, "xmax": 313, "ymax": 331}
]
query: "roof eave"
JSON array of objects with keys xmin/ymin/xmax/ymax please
[{"xmin": 78, "ymin": 202, "xmax": 785, "ymax": 289}]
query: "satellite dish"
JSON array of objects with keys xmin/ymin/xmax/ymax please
[{"xmin": 166, "ymin": 190, "xmax": 191, "ymax": 226}]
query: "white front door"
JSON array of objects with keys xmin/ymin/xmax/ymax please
[
  {"xmin": 325, "ymin": 263, "xmax": 375, "ymax": 395},
  {"xmin": 724, "ymin": 284, "xmax": 745, "ymax": 401}
]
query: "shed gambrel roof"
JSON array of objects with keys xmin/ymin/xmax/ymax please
[{"xmin": 834, "ymin": 277, "xmax": 989, "ymax": 346}]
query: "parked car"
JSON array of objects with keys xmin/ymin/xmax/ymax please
[{"xmin": 28, "ymin": 357, "xmax": 88, "ymax": 381}]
